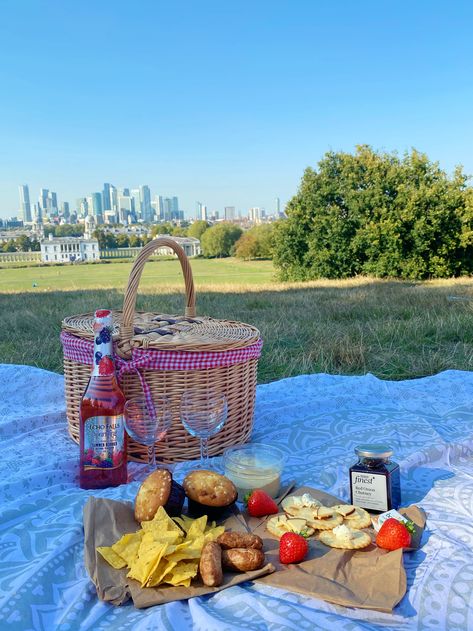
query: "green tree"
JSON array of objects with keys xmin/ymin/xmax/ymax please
[
  {"xmin": 151, "ymin": 223, "xmax": 174, "ymax": 237},
  {"xmin": 2, "ymin": 240, "xmax": 16, "ymax": 252},
  {"xmin": 172, "ymin": 226, "xmax": 188, "ymax": 237},
  {"xmin": 116, "ymin": 234, "xmax": 130, "ymax": 247},
  {"xmin": 201, "ymin": 223, "xmax": 243, "ymax": 257},
  {"xmin": 187, "ymin": 220, "xmax": 210, "ymax": 240},
  {"xmin": 234, "ymin": 224, "xmax": 275, "ymax": 260},
  {"xmin": 15, "ymin": 235, "xmax": 32, "ymax": 252},
  {"xmin": 273, "ymin": 146, "xmax": 473, "ymax": 280},
  {"xmin": 128, "ymin": 234, "xmax": 143, "ymax": 247}
]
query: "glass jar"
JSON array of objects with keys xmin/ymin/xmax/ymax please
[
  {"xmin": 349, "ymin": 444, "xmax": 401, "ymax": 513},
  {"xmin": 223, "ymin": 443, "xmax": 285, "ymax": 500}
]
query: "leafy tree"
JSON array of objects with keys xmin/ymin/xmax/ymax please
[
  {"xmin": 172, "ymin": 226, "xmax": 188, "ymax": 237},
  {"xmin": 234, "ymin": 224, "xmax": 275, "ymax": 260},
  {"xmin": 188, "ymin": 220, "xmax": 210, "ymax": 240},
  {"xmin": 201, "ymin": 223, "xmax": 243, "ymax": 257},
  {"xmin": 15, "ymin": 235, "xmax": 32, "ymax": 252},
  {"xmin": 128, "ymin": 234, "xmax": 143, "ymax": 247},
  {"xmin": 116, "ymin": 234, "xmax": 130, "ymax": 247},
  {"xmin": 151, "ymin": 223, "xmax": 174, "ymax": 237},
  {"xmin": 273, "ymin": 146, "xmax": 473, "ymax": 280},
  {"xmin": 2, "ymin": 240, "xmax": 16, "ymax": 252}
]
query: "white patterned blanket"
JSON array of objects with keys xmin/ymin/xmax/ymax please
[{"xmin": 1, "ymin": 365, "xmax": 472, "ymax": 630}]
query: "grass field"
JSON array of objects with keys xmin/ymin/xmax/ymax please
[
  {"xmin": 0, "ymin": 258, "xmax": 275, "ymax": 292},
  {"xmin": 1, "ymin": 258, "xmax": 473, "ymax": 383}
]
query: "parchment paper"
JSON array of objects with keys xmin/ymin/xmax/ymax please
[{"xmin": 84, "ymin": 486, "xmax": 425, "ymax": 612}]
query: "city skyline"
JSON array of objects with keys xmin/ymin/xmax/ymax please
[
  {"xmin": 13, "ymin": 182, "xmax": 279, "ymax": 225},
  {"xmin": 1, "ymin": 2, "xmax": 473, "ymax": 218}
]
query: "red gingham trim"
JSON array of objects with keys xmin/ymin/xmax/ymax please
[{"xmin": 60, "ymin": 331, "xmax": 263, "ymax": 371}]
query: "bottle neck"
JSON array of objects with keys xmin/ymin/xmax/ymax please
[{"xmin": 92, "ymin": 320, "xmax": 114, "ymax": 377}]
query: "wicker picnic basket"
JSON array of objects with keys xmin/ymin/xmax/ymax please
[{"xmin": 61, "ymin": 237, "xmax": 262, "ymax": 463}]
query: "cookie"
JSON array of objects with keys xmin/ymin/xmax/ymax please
[
  {"xmin": 183, "ymin": 470, "xmax": 237, "ymax": 518},
  {"xmin": 319, "ymin": 526, "xmax": 372, "ymax": 549},
  {"xmin": 331, "ymin": 504, "xmax": 356, "ymax": 518},
  {"xmin": 134, "ymin": 469, "xmax": 185, "ymax": 521}
]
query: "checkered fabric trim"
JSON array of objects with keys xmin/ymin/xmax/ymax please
[{"xmin": 60, "ymin": 331, "xmax": 263, "ymax": 371}]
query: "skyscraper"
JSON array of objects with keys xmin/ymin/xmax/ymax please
[
  {"xmin": 61, "ymin": 201, "xmax": 70, "ymax": 220},
  {"xmin": 103, "ymin": 183, "xmax": 112, "ymax": 211},
  {"xmin": 141, "ymin": 185, "xmax": 152, "ymax": 222},
  {"xmin": 171, "ymin": 196, "xmax": 179, "ymax": 219},
  {"xmin": 39, "ymin": 189, "xmax": 49, "ymax": 213},
  {"xmin": 48, "ymin": 191, "xmax": 58, "ymax": 214},
  {"xmin": 18, "ymin": 185, "xmax": 32, "ymax": 222},
  {"xmin": 117, "ymin": 194, "xmax": 132, "ymax": 224},
  {"xmin": 196, "ymin": 201, "xmax": 207, "ymax": 221},
  {"xmin": 92, "ymin": 193, "xmax": 103, "ymax": 222},
  {"xmin": 224, "ymin": 206, "xmax": 236, "ymax": 221},
  {"xmin": 131, "ymin": 189, "xmax": 142, "ymax": 219}
]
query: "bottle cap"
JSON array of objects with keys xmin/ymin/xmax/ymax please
[{"xmin": 355, "ymin": 444, "xmax": 393, "ymax": 459}]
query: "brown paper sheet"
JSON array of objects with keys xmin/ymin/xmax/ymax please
[
  {"xmin": 83, "ymin": 496, "xmax": 275, "ymax": 608},
  {"xmin": 249, "ymin": 486, "xmax": 426, "ymax": 613},
  {"xmin": 84, "ymin": 486, "xmax": 426, "ymax": 612}
]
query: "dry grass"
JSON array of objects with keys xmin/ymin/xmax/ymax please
[{"xmin": 2, "ymin": 270, "xmax": 473, "ymax": 383}]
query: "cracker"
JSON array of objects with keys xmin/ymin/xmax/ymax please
[
  {"xmin": 332, "ymin": 504, "xmax": 356, "ymax": 518},
  {"xmin": 307, "ymin": 513, "xmax": 343, "ymax": 530},
  {"xmin": 281, "ymin": 495, "xmax": 321, "ymax": 519},
  {"xmin": 319, "ymin": 529, "xmax": 372, "ymax": 549},
  {"xmin": 342, "ymin": 507, "xmax": 371, "ymax": 529}
]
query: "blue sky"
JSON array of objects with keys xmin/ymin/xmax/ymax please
[{"xmin": 1, "ymin": 0, "xmax": 473, "ymax": 218}]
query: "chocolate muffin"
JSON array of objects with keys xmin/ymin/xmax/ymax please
[
  {"xmin": 183, "ymin": 470, "xmax": 237, "ymax": 519},
  {"xmin": 134, "ymin": 469, "xmax": 185, "ymax": 521}
]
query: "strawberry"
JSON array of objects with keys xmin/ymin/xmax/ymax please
[
  {"xmin": 279, "ymin": 532, "xmax": 309, "ymax": 564},
  {"xmin": 98, "ymin": 356, "xmax": 114, "ymax": 375},
  {"xmin": 244, "ymin": 489, "xmax": 279, "ymax": 517},
  {"xmin": 376, "ymin": 518, "xmax": 412, "ymax": 551}
]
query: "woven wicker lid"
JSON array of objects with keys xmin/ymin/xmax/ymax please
[
  {"xmin": 62, "ymin": 311, "xmax": 260, "ymax": 352},
  {"xmin": 61, "ymin": 237, "xmax": 260, "ymax": 355}
]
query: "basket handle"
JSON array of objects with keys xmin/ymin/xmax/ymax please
[{"xmin": 117, "ymin": 237, "xmax": 196, "ymax": 358}]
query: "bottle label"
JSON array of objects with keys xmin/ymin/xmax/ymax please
[
  {"xmin": 351, "ymin": 471, "xmax": 388, "ymax": 512},
  {"xmin": 83, "ymin": 414, "xmax": 125, "ymax": 470},
  {"xmin": 92, "ymin": 313, "xmax": 114, "ymax": 377}
]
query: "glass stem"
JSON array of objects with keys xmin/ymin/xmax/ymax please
[
  {"xmin": 200, "ymin": 437, "xmax": 209, "ymax": 467},
  {"xmin": 148, "ymin": 444, "xmax": 156, "ymax": 470}
]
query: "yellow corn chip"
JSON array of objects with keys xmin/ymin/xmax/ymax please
[
  {"xmin": 97, "ymin": 546, "xmax": 127, "ymax": 569},
  {"xmin": 97, "ymin": 506, "xmax": 231, "ymax": 590},
  {"xmin": 111, "ymin": 531, "xmax": 143, "ymax": 566},
  {"xmin": 163, "ymin": 560, "xmax": 199, "ymax": 587},
  {"xmin": 186, "ymin": 515, "xmax": 208, "ymax": 539}
]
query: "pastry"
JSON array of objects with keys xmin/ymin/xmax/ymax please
[
  {"xmin": 319, "ymin": 524, "xmax": 372, "ymax": 549},
  {"xmin": 134, "ymin": 469, "xmax": 185, "ymax": 521},
  {"xmin": 183, "ymin": 470, "xmax": 237, "ymax": 518},
  {"xmin": 222, "ymin": 548, "xmax": 265, "ymax": 572},
  {"xmin": 199, "ymin": 541, "xmax": 223, "ymax": 587}
]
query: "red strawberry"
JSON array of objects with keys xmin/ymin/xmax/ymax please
[
  {"xmin": 245, "ymin": 489, "xmax": 279, "ymax": 517},
  {"xmin": 376, "ymin": 518, "xmax": 412, "ymax": 551},
  {"xmin": 98, "ymin": 356, "xmax": 114, "ymax": 375},
  {"xmin": 279, "ymin": 532, "xmax": 309, "ymax": 564}
]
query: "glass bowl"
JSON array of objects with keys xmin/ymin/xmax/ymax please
[{"xmin": 223, "ymin": 443, "xmax": 285, "ymax": 500}]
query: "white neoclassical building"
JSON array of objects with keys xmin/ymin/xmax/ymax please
[{"xmin": 40, "ymin": 233, "xmax": 100, "ymax": 263}]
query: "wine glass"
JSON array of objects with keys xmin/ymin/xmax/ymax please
[
  {"xmin": 180, "ymin": 388, "xmax": 227, "ymax": 468},
  {"xmin": 124, "ymin": 396, "xmax": 171, "ymax": 481}
]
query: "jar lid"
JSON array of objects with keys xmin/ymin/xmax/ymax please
[{"xmin": 355, "ymin": 444, "xmax": 393, "ymax": 459}]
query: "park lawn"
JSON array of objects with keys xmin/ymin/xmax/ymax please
[
  {"xmin": 0, "ymin": 258, "xmax": 275, "ymax": 292},
  {"xmin": 1, "ymin": 261, "xmax": 473, "ymax": 383}
]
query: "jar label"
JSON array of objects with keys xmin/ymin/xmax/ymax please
[
  {"xmin": 83, "ymin": 415, "xmax": 125, "ymax": 470},
  {"xmin": 351, "ymin": 471, "xmax": 388, "ymax": 512}
]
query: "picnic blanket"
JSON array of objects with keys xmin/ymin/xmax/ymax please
[{"xmin": 1, "ymin": 364, "xmax": 473, "ymax": 630}]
